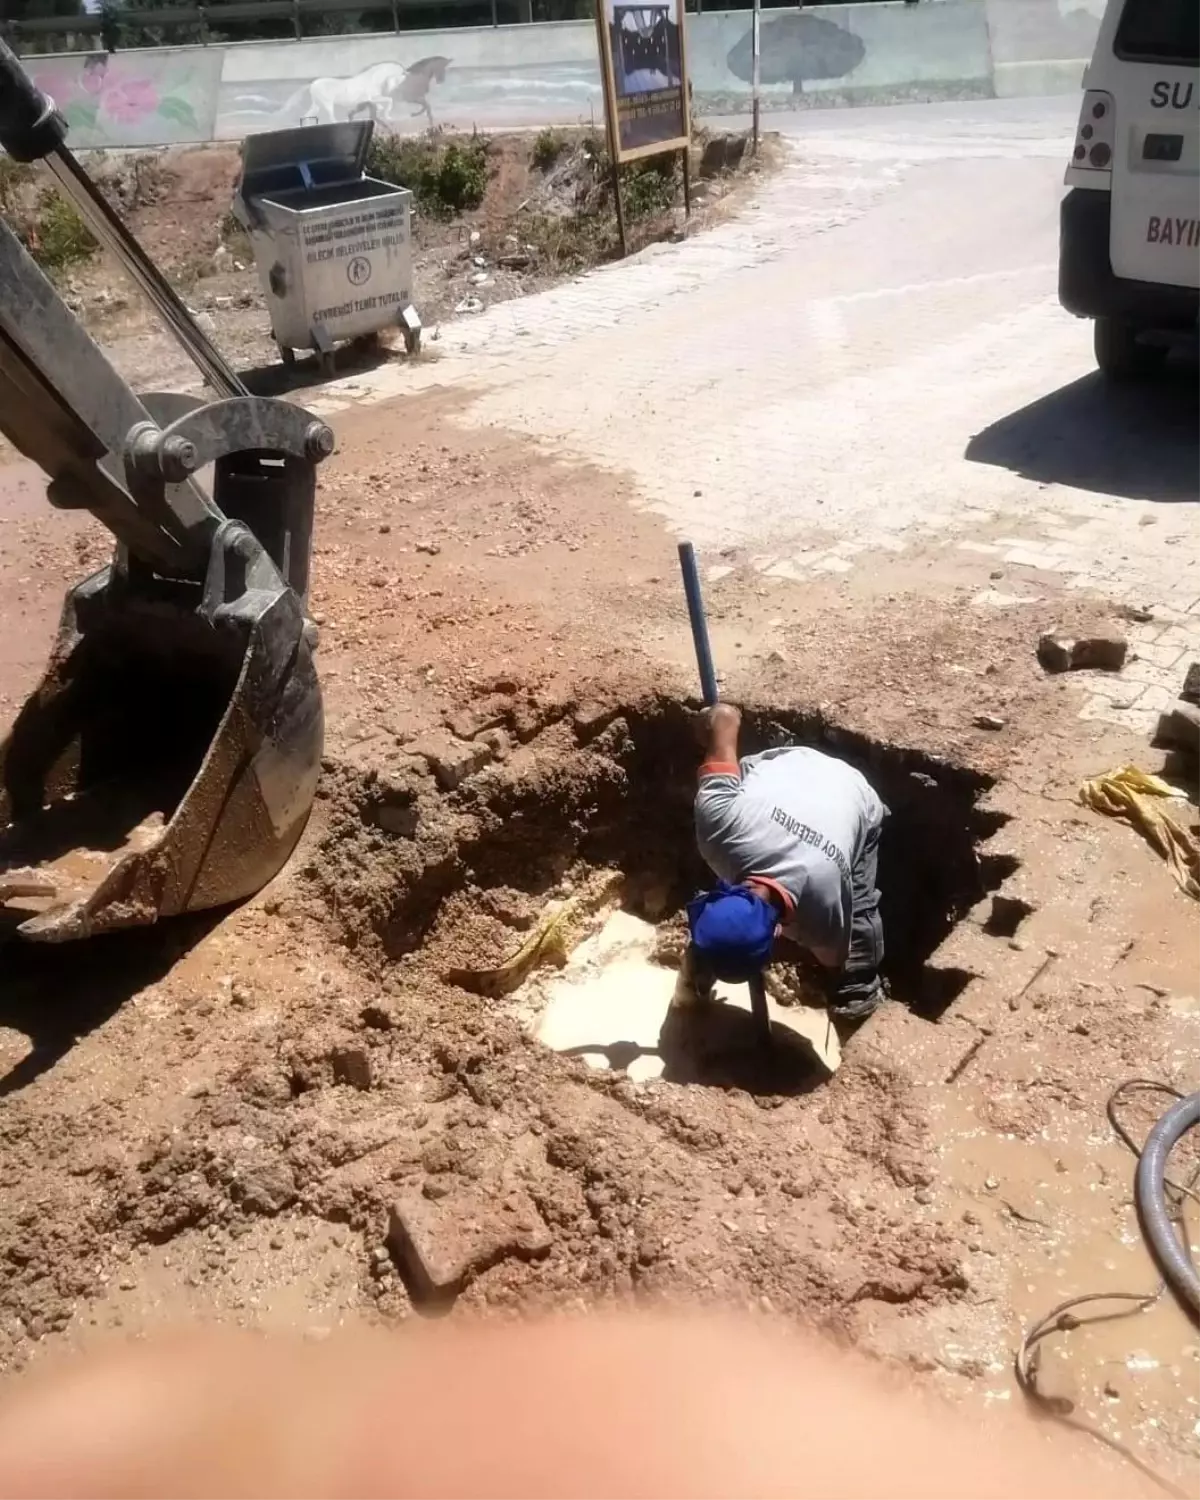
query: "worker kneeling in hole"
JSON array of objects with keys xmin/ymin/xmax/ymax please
[{"xmin": 677, "ymin": 704, "xmax": 888, "ymax": 1044}]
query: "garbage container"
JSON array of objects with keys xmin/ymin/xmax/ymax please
[{"xmin": 232, "ymin": 120, "xmax": 421, "ymax": 374}]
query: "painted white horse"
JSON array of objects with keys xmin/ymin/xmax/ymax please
[{"xmin": 270, "ymin": 58, "xmax": 450, "ymax": 128}]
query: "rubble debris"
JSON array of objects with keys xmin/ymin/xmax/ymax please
[
  {"xmin": 478, "ymin": 726, "xmax": 510, "ymax": 761},
  {"xmin": 373, "ymin": 802, "xmax": 418, "ymax": 837},
  {"xmin": 410, "ymin": 733, "xmax": 492, "ymax": 791},
  {"xmin": 1153, "ymin": 701, "xmax": 1199, "ymax": 764},
  {"xmin": 1182, "ymin": 661, "xmax": 1200, "ymax": 706},
  {"xmin": 387, "ymin": 1183, "xmax": 552, "ymax": 1302},
  {"xmin": 571, "ymin": 700, "xmax": 615, "ymax": 742},
  {"xmin": 360, "ymin": 1002, "xmax": 398, "ymax": 1030},
  {"xmin": 234, "ymin": 1155, "xmax": 298, "ymax": 1216},
  {"xmin": 972, "ymin": 713, "xmax": 1005, "ymax": 731},
  {"xmin": 700, "ymin": 132, "xmax": 748, "ymax": 178},
  {"xmin": 0, "ymin": 867, "xmax": 56, "ymax": 903},
  {"xmin": 444, "ymin": 705, "xmax": 503, "ymax": 740},
  {"xmin": 330, "ymin": 1044, "xmax": 373, "ymax": 1090},
  {"xmin": 1037, "ymin": 629, "xmax": 1127, "ymax": 673}
]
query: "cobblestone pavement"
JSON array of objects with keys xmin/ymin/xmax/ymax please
[{"xmin": 319, "ymin": 97, "xmax": 1199, "ymax": 734}]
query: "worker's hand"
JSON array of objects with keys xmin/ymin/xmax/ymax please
[
  {"xmin": 693, "ymin": 701, "xmax": 741, "ymax": 747},
  {"xmin": 0, "ymin": 1316, "xmax": 1156, "ymax": 1499}
]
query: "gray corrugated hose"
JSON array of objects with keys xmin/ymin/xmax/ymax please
[{"xmin": 1134, "ymin": 1090, "xmax": 1200, "ymax": 1319}]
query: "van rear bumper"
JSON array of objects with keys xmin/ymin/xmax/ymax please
[{"xmin": 1059, "ymin": 187, "xmax": 1200, "ymax": 329}]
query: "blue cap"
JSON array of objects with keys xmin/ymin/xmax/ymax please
[{"xmin": 686, "ymin": 881, "xmax": 776, "ymax": 983}]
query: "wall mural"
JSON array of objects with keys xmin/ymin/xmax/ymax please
[
  {"xmin": 215, "ymin": 43, "xmax": 603, "ymax": 139},
  {"xmin": 984, "ymin": 0, "xmax": 1103, "ymax": 65},
  {"xmin": 725, "ymin": 11, "xmax": 866, "ymax": 94},
  {"xmin": 18, "ymin": 2, "xmax": 1093, "ymax": 153},
  {"xmin": 225, "ymin": 57, "xmax": 453, "ymax": 130},
  {"xmin": 30, "ymin": 50, "xmax": 222, "ymax": 147}
]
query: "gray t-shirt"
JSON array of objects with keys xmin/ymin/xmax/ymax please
[{"xmin": 694, "ymin": 746, "xmax": 885, "ymax": 962}]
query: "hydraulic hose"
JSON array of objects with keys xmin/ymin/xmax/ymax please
[{"xmin": 1134, "ymin": 1090, "xmax": 1200, "ymax": 1320}]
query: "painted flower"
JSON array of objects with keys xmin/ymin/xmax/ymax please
[
  {"xmin": 100, "ymin": 76, "xmax": 159, "ymax": 124},
  {"xmin": 32, "ymin": 72, "xmax": 67, "ymax": 102}
]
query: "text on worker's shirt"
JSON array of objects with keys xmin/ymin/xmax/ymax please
[{"xmin": 769, "ymin": 805, "xmax": 852, "ymax": 884}]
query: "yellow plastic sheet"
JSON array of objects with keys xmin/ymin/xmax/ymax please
[{"xmin": 1079, "ymin": 765, "xmax": 1199, "ymax": 900}]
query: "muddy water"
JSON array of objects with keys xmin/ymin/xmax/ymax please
[
  {"xmin": 938, "ymin": 1093, "xmax": 1200, "ymax": 1477},
  {"xmin": 520, "ymin": 910, "xmax": 840, "ymax": 1080}
]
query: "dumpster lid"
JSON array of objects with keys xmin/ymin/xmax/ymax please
[{"xmin": 237, "ymin": 120, "xmax": 375, "ymax": 204}]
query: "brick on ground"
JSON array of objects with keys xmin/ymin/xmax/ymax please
[
  {"xmin": 410, "ymin": 732, "xmax": 492, "ymax": 791},
  {"xmin": 388, "ymin": 1183, "xmax": 552, "ymax": 1302}
]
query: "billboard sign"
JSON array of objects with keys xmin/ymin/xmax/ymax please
[{"xmin": 597, "ymin": 0, "xmax": 690, "ymax": 163}]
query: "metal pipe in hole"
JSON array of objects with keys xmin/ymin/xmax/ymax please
[{"xmin": 676, "ymin": 541, "xmax": 771, "ymax": 1048}]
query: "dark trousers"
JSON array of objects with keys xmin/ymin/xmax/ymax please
[{"xmin": 828, "ymin": 817, "xmax": 884, "ymax": 1020}]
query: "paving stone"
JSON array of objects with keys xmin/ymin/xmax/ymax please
[
  {"xmin": 1038, "ymin": 630, "xmax": 1128, "ymax": 674},
  {"xmin": 1140, "ymin": 642, "xmax": 1193, "ymax": 671},
  {"xmin": 1132, "ymin": 684, "xmax": 1180, "ymax": 713},
  {"xmin": 388, "ymin": 1183, "xmax": 552, "ymax": 1302},
  {"xmin": 1153, "ymin": 702, "xmax": 1199, "ymax": 759},
  {"xmin": 410, "ymin": 733, "xmax": 492, "ymax": 791}
]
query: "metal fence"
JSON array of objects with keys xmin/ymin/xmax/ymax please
[{"xmin": 0, "ymin": 0, "xmax": 573, "ymax": 53}]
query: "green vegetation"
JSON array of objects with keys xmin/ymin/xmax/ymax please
[
  {"xmin": 0, "ymin": 160, "xmax": 98, "ymax": 275},
  {"xmin": 0, "ymin": 157, "xmax": 35, "ymax": 218},
  {"xmin": 531, "ymin": 127, "xmax": 568, "ymax": 171},
  {"xmin": 29, "ymin": 191, "xmax": 98, "ymax": 273},
  {"xmin": 621, "ymin": 155, "xmax": 678, "ymax": 220},
  {"xmin": 513, "ymin": 132, "xmax": 692, "ymax": 273},
  {"xmin": 367, "ymin": 133, "xmax": 490, "ymax": 219}
]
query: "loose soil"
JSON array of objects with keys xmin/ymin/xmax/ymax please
[{"xmin": 0, "ymin": 369, "xmax": 1197, "ymax": 1482}]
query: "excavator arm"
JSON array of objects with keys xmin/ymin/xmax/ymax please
[{"xmin": 0, "ymin": 41, "xmax": 330, "ymax": 941}]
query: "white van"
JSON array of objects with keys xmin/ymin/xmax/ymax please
[{"xmin": 1059, "ymin": 0, "xmax": 1198, "ymax": 378}]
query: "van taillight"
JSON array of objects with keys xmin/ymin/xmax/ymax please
[{"xmin": 1072, "ymin": 90, "xmax": 1115, "ymax": 172}]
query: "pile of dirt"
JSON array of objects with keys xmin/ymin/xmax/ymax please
[{"xmin": 0, "ymin": 687, "xmax": 982, "ymax": 1354}]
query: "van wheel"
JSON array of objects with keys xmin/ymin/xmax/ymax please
[{"xmin": 1094, "ymin": 318, "xmax": 1166, "ymax": 381}]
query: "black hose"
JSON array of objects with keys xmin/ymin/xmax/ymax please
[{"xmin": 1134, "ymin": 1091, "xmax": 1200, "ymax": 1320}]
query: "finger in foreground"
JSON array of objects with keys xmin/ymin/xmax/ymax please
[{"xmin": 0, "ymin": 1313, "xmax": 1162, "ymax": 1499}]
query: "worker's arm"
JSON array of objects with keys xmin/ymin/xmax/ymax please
[
  {"xmin": 697, "ymin": 702, "xmax": 741, "ymax": 774},
  {"xmin": 694, "ymin": 705, "xmax": 757, "ymax": 888}
]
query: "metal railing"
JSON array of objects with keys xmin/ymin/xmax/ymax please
[{"xmin": 0, "ymin": 0, "xmax": 550, "ymax": 53}]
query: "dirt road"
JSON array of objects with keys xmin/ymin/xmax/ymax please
[{"xmin": 0, "ymin": 98, "xmax": 1197, "ymax": 1492}]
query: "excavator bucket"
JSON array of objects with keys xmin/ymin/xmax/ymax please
[
  {"xmin": 0, "ymin": 524, "xmax": 322, "ymax": 941},
  {"xmin": 0, "ymin": 40, "xmax": 332, "ymax": 940}
]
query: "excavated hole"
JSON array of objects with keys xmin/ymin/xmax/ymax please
[{"xmin": 324, "ymin": 697, "xmax": 1016, "ymax": 1092}]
